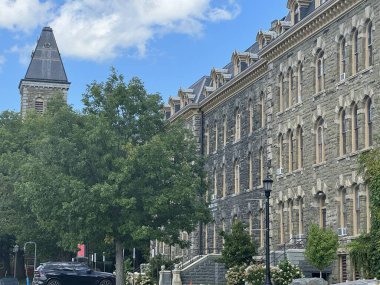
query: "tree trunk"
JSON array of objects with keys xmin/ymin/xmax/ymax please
[{"xmin": 115, "ymin": 240, "xmax": 125, "ymax": 285}]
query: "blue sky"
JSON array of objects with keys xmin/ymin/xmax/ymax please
[{"xmin": 0, "ymin": 0, "xmax": 288, "ymax": 112}]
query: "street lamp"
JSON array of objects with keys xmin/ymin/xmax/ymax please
[
  {"xmin": 13, "ymin": 244, "xmax": 19, "ymax": 278},
  {"xmin": 263, "ymin": 175, "xmax": 273, "ymax": 285}
]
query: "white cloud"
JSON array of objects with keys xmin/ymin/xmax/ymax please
[
  {"xmin": 0, "ymin": 55, "xmax": 5, "ymax": 65},
  {"xmin": 9, "ymin": 44, "xmax": 35, "ymax": 65},
  {"xmin": 0, "ymin": 0, "xmax": 54, "ymax": 32},
  {"xmin": 48, "ymin": 0, "xmax": 241, "ymax": 61}
]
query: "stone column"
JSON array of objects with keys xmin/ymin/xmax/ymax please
[
  {"xmin": 159, "ymin": 265, "xmax": 172, "ymax": 285},
  {"xmin": 172, "ymin": 264, "xmax": 182, "ymax": 285}
]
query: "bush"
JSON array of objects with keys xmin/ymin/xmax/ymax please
[
  {"xmin": 271, "ymin": 260, "xmax": 303, "ymax": 285},
  {"xmin": 245, "ymin": 264, "xmax": 265, "ymax": 285},
  {"xmin": 226, "ymin": 265, "xmax": 246, "ymax": 285}
]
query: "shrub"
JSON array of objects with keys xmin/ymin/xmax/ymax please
[
  {"xmin": 271, "ymin": 260, "xmax": 303, "ymax": 285},
  {"xmin": 245, "ymin": 264, "xmax": 265, "ymax": 285},
  {"xmin": 226, "ymin": 265, "xmax": 246, "ymax": 285}
]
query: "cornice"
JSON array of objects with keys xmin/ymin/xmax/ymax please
[
  {"xmin": 200, "ymin": 60, "xmax": 268, "ymax": 115},
  {"xmin": 19, "ymin": 80, "xmax": 70, "ymax": 90},
  {"xmin": 261, "ymin": 0, "xmax": 363, "ymax": 63},
  {"xmin": 168, "ymin": 103, "xmax": 200, "ymax": 123}
]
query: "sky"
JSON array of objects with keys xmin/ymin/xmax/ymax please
[{"xmin": 0, "ymin": 0, "xmax": 288, "ymax": 113}]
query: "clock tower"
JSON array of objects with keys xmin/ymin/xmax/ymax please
[{"xmin": 19, "ymin": 27, "xmax": 70, "ymax": 117}]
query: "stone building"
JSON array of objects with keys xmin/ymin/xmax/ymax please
[
  {"xmin": 19, "ymin": 27, "xmax": 70, "ymax": 116},
  {"xmin": 157, "ymin": 0, "xmax": 378, "ymax": 283}
]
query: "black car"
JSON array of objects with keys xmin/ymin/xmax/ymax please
[{"xmin": 32, "ymin": 262, "xmax": 115, "ymax": 285}]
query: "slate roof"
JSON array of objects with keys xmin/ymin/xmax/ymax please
[{"xmin": 21, "ymin": 27, "xmax": 69, "ymax": 84}]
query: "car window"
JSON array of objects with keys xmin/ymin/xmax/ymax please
[{"xmin": 73, "ymin": 264, "xmax": 90, "ymax": 271}]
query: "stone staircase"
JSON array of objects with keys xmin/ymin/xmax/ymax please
[{"xmin": 180, "ymin": 254, "xmax": 226, "ymax": 285}]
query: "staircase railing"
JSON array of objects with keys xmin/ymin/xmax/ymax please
[{"xmin": 272, "ymin": 236, "xmax": 307, "ymax": 266}]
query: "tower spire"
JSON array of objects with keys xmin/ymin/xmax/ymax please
[{"xmin": 19, "ymin": 26, "xmax": 70, "ymax": 116}]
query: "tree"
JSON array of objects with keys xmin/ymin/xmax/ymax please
[
  {"xmin": 305, "ymin": 224, "xmax": 339, "ymax": 278},
  {"xmin": 2, "ymin": 70, "xmax": 210, "ymax": 285},
  {"xmin": 359, "ymin": 146, "xmax": 380, "ymax": 278},
  {"xmin": 220, "ymin": 220, "xmax": 257, "ymax": 268}
]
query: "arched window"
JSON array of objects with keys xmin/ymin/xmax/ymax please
[
  {"xmin": 235, "ymin": 109, "xmax": 241, "ymax": 142},
  {"xmin": 214, "ymin": 122, "xmax": 218, "ymax": 152},
  {"xmin": 352, "ymin": 104, "xmax": 359, "ymax": 152},
  {"xmin": 339, "ymin": 37, "xmax": 346, "ymax": 80},
  {"xmin": 316, "ymin": 118, "xmax": 325, "ymax": 163},
  {"xmin": 317, "ymin": 192, "xmax": 327, "ymax": 228},
  {"xmin": 279, "ymin": 73, "xmax": 284, "ymax": 112},
  {"xmin": 296, "ymin": 126, "xmax": 303, "ymax": 169},
  {"xmin": 213, "ymin": 222, "xmax": 217, "ymax": 253},
  {"xmin": 352, "ymin": 28, "xmax": 359, "ymax": 75},
  {"xmin": 297, "ymin": 62, "xmax": 302, "ymax": 103},
  {"xmin": 316, "ymin": 50, "xmax": 325, "ymax": 93},
  {"xmin": 339, "ymin": 109, "xmax": 347, "ymax": 156},
  {"xmin": 249, "ymin": 99, "xmax": 253, "ymax": 134},
  {"xmin": 35, "ymin": 97, "xmax": 44, "ymax": 113},
  {"xmin": 366, "ymin": 21, "xmax": 373, "ymax": 68},
  {"xmin": 288, "ymin": 130, "xmax": 294, "ymax": 173},
  {"xmin": 234, "ymin": 159, "xmax": 240, "ymax": 194},
  {"xmin": 288, "ymin": 68, "xmax": 294, "ymax": 108},
  {"xmin": 365, "ymin": 98, "xmax": 373, "ymax": 147},
  {"xmin": 260, "ymin": 92, "xmax": 265, "ymax": 128},
  {"xmin": 223, "ymin": 115, "xmax": 227, "ymax": 146}
]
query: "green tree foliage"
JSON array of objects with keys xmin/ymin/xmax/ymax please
[
  {"xmin": 305, "ymin": 224, "xmax": 339, "ymax": 277},
  {"xmin": 359, "ymin": 147, "xmax": 380, "ymax": 278},
  {"xmin": 347, "ymin": 233, "xmax": 371, "ymax": 279},
  {"xmin": 0, "ymin": 70, "xmax": 210, "ymax": 285},
  {"xmin": 220, "ymin": 220, "xmax": 257, "ymax": 268}
]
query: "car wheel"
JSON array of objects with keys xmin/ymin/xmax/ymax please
[
  {"xmin": 99, "ymin": 279, "xmax": 113, "ymax": 285},
  {"xmin": 47, "ymin": 279, "xmax": 61, "ymax": 285}
]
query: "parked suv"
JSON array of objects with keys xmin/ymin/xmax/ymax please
[{"xmin": 32, "ymin": 262, "xmax": 115, "ymax": 285}]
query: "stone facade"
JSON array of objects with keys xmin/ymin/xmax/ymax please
[{"xmin": 156, "ymin": 0, "xmax": 379, "ymax": 283}]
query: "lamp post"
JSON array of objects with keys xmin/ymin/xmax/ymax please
[
  {"xmin": 263, "ymin": 175, "xmax": 273, "ymax": 285},
  {"xmin": 13, "ymin": 244, "xmax": 19, "ymax": 278}
]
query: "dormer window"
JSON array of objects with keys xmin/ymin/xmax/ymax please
[
  {"xmin": 287, "ymin": 0, "xmax": 311, "ymax": 25},
  {"xmin": 294, "ymin": 4, "xmax": 300, "ymax": 24}
]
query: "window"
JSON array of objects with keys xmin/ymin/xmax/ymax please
[
  {"xmin": 339, "ymin": 109, "xmax": 347, "ymax": 156},
  {"xmin": 318, "ymin": 192, "xmax": 327, "ymax": 229},
  {"xmin": 316, "ymin": 118, "xmax": 325, "ymax": 163},
  {"xmin": 352, "ymin": 104, "xmax": 359, "ymax": 152},
  {"xmin": 205, "ymin": 125, "xmax": 210, "ymax": 155},
  {"xmin": 278, "ymin": 134, "xmax": 284, "ymax": 170},
  {"xmin": 353, "ymin": 186, "xmax": 360, "ymax": 235},
  {"xmin": 352, "ymin": 29, "xmax": 359, "ymax": 75},
  {"xmin": 288, "ymin": 130, "xmax": 294, "ymax": 173},
  {"xmin": 316, "ymin": 50, "xmax": 325, "ymax": 93},
  {"xmin": 279, "ymin": 73, "xmax": 284, "ymax": 112},
  {"xmin": 288, "ymin": 68, "xmax": 293, "ymax": 108},
  {"xmin": 248, "ymin": 152, "xmax": 253, "ymax": 190},
  {"xmin": 223, "ymin": 115, "xmax": 227, "ymax": 146},
  {"xmin": 234, "ymin": 159, "xmax": 240, "ymax": 194},
  {"xmin": 248, "ymin": 212, "xmax": 253, "ymax": 237},
  {"xmin": 288, "ymin": 200, "xmax": 293, "ymax": 239},
  {"xmin": 297, "ymin": 62, "xmax": 302, "ymax": 103},
  {"xmin": 339, "ymin": 37, "xmax": 346, "ymax": 80},
  {"xmin": 235, "ymin": 109, "xmax": 241, "ymax": 142},
  {"xmin": 35, "ymin": 98, "xmax": 44, "ymax": 113},
  {"xmin": 279, "ymin": 203, "xmax": 285, "ymax": 244},
  {"xmin": 214, "ymin": 122, "xmax": 218, "ymax": 152},
  {"xmin": 204, "ymin": 224, "xmax": 208, "ymax": 254},
  {"xmin": 260, "ymin": 209, "xmax": 264, "ymax": 247},
  {"xmin": 259, "ymin": 148, "xmax": 264, "ymax": 186},
  {"xmin": 296, "ymin": 126, "xmax": 303, "ymax": 169},
  {"xmin": 249, "ymin": 99, "xmax": 253, "ymax": 134},
  {"xmin": 221, "ymin": 219, "xmax": 225, "ymax": 247},
  {"xmin": 213, "ymin": 169, "xmax": 218, "ymax": 198},
  {"xmin": 260, "ymin": 93, "xmax": 265, "ymax": 128},
  {"xmin": 298, "ymin": 198, "xmax": 304, "ymax": 235},
  {"xmin": 339, "ymin": 188, "xmax": 347, "ymax": 230},
  {"xmin": 366, "ymin": 21, "xmax": 373, "ymax": 68},
  {"xmin": 213, "ymin": 222, "xmax": 217, "ymax": 253},
  {"xmin": 222, "ymin": 164, "xmax": 226, "ymax": 197},
  {"xmin": 340, "ymin": 255, "xmax": 348, "ymax": 282},
  {"xmin": 293, "ymin": 3, "xmax": 300, "ymax": 25},
  {"xmin": 365, "ymin": 98, "xmax": 373, "ymax": 147}
]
